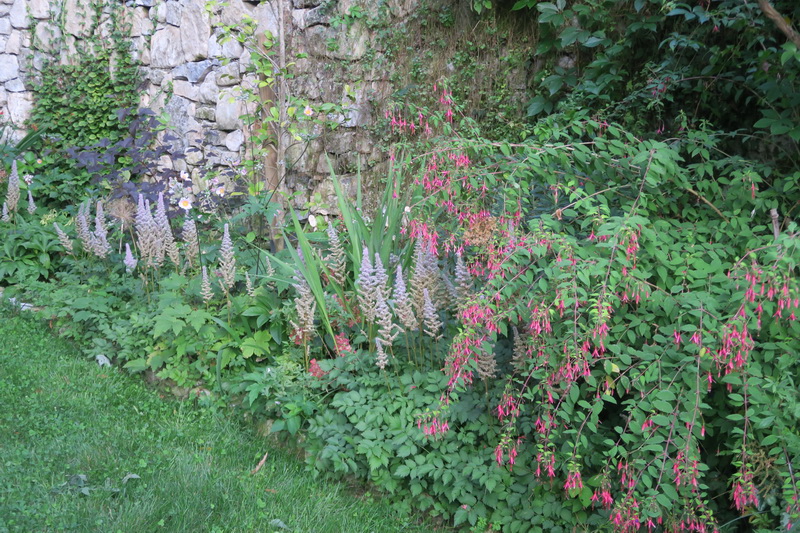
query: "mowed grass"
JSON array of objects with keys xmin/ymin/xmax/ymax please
[{"xmin": 0, "ymin": 311, "xmax": 429, "ymax": 533}]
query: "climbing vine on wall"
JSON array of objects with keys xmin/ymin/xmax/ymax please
[{"xmin": 28, "ymin": 0, "xmax": 140, "ymax": 149}]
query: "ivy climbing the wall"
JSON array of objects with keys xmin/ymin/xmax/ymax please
[{"xmin": 28, "ymin": 0, "xmax": 140, "ymax": 150}]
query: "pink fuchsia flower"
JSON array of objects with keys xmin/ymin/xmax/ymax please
[{"xmin": 564, "ymin": 470, "xmax": 583, "ymax": 493}]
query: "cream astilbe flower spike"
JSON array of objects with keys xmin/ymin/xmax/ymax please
[
  {"xmin": 92, "ymin": 201, "xmax": 111, "ymax": 258},
  {"xmin": 136, "ymin": 197, "xmax": 162, "ymax": 269},
  {"xmin": 124, "ymin": 243, "xmax": 138, "ymax": 273},
  {"xmin": 372, "ymin": 252, "xmax": 391, "ymax": 305},
  {"xmin": 393, "ymin": 265, "xmax": 417, "ymax": 331},
  {"xmin": 5, "ymin": 161, "xmax": 20, "ymax": 214},
  {"xmin": 26, "ymin": 190, "xmax": 36, "ymax": 215},
  {"xmin": 326, "ymin": 223, "xmax": 346, "ymax": 286},
  {"xmin": 2, "ymin": 202, "xmax": 9, "ymax": 222},
  {"xmin": 155, "ymin": 192, "xmax": 180, "ymax": 268},
  {"xmin": 75, "ymin": 202, "xmax": 96, "ymax": 254},
  {"xmin": 375, "ymin": 339, "xmax": 389, "ymax": 370},
  {"xmin": 53, "ymin": 222, "xmax": 73, "ymax": 254},
  {"xmin": 181, "ymin": 218, "xmax": 199, "ymax": 267},
  {"xmin": 375, "ymin": 289, "xmax": 400, "ymax": 347},
  {"xmin": 455, "ymin": 252, "xmax": 472, "ymax": 309},
  {"xmin": 356, "ymin": 247, "xmax": 376, "ymax": 322},
  {"xmin": 201, "ymin": 266, "xmax": 214, "ymax": 303},
  {"xmin": 263, "ymin": 256, "xmax": 276, "ymax": 289},
  {"xmin": 476, "ymin": 343, "xmax": 497, "ymax": 381},
  {"xmin": 245, "ymin": 272, "xmax": 255, "ymax": 297},
  {"xmin": 291, "ymin": 273, "xmax": 317, "ymax": 341},
  {"xmin": 422, "ymin": 288, "xmax": 443, "ymax": 340},
  {"xmin": 218, "ymin": 223, "xmax": 236, "ymax": 291},
  {"xmin": 511, "ymin": 326, "xmax": 528, "ymax": 371}
]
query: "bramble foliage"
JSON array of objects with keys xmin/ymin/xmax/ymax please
[{"xmin": 2, "ymin": 1, "xmax": 800, "ymax": 532}]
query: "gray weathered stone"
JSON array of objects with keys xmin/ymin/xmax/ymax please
[
  {"xmin": 253, "ymin": 1, "xmax": 279, "ymax": 37},
  {"xmin": 0, "ymin": 18, "xmax": 10, "ymax": 35},
  {"xmin": 4, "ymin": 29, "xmax": 20, "ymax": 53},
  {"xmin": 173, "ymin": 80, "xmax": 199, "ymax": 101},
  {"xmin": 185, "ymin": 146, "xmax": 204, "ymax": 165},
  {"xmin": 9, "ymin": 0, "xmax": 28, "ymax": 29},
  {"xmin": 216, "ymin": 88, "xmax": 242, "ymax": 131},
  {"xmin": 293, "ymin": 0, "xmax": 321, "ymax": 7},
  {"xmin": 197, "ymin": 72, "xmax": 218, "ymax": 104},
  {"xmin": 331, "ymin": 22, "xmax": 369, "ymax": 61},
  {"xmin": 5, "ymin": 77, "xmax": 24, "ymax": 91},
  {"xmin": 7, "ymin": 91, "xmax": 32, "ymax": 124},
  {"xmin": 136, "ymin": 0, "xmax": 155, "ymax": 6},
  {"xmin": 130, "ymin": 36, "xmax": 150, "ymax": 65},
  {"xmin": 218, "ymin": 0, "xmax": 253, "ymax": 27},
  {"xmin": 208, "ymin": 32, "xmax": 243, "ymax": 59},
  {"xmin": 28, "ymin": 0, "xmax": 49, "ymax": 18},
  {"xmin": 164, "ymin": 94, "xmax": 203, "ymax": 149},
  {"xmin": 216, "ymin": 62, "xmax": 240, "ymax": 86},
  {"xmin": 291, "ymin": 5, "xmax": 327, "ymax": 29},
  {"xmin": 143, "ymin": 67, "xmax": 165, "ymax": 85},
  {"xmin": 151, "ymin": 1, "xmax": 166, "ymax": 23},
  {"xmin": 0, "ymin": 87, "xmax": 7, "ymax": 105},
  {"xmin": 129, "ymin": 7, "xmax": 153, "ymax": 37},
  {"xmin": 194, "ymin": 106, "xmax": 215, "ymax": 121},
  {"xmin": 204, "ymin": 129, "xmax": 225, "ymax": 146},
  {"xmin": 0, "ymin": 54, "xmax": 18, "ymax": 82},
  {"xmin": 150, "ymin": 26, "xmax": 184, "ymax": 68},
  {"xmin": 165, "ymin": 1, "xmax": 181, "ymax": 26},
  {"xmin": 181, "ymin": 2, "xmax": 210, "ymax": 62},
  {"xmin": 64, "ymin": 0, "xmax": 90, "ymax": 36},
  {"xmin": 172, "ymin": 59, "xmax": 218, "ymax": 83},
  {"xmin": 34, "ymin": 21, "xmax": 61, "ymax": 52},
  {"xmin": 386, "ymin": 0, "xmax": 418, "ymax": 18},
  {"xmin": 31, "ymin": 50, "xmax": 47, "ymax": 71},
  {"xmin": 225, "ymin": 129, "xmax": 244, "ymax": 152},
  {"xmin": 204, "ymin": 149, "xmax": 239, "ymax": 166}
]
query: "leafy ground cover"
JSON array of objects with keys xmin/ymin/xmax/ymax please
[{"xmin": 0, "ymin": 310, "xmax": 432, "ymax": 533}]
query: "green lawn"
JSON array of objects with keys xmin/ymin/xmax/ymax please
[{"xmin": 0, "ymin": 311, "xmax": 428, "ymax": 533}]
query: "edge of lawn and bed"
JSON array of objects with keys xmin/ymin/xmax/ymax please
[{"xmin": 0, "ymin": 310, "xmax": 438, "ymax": 533}]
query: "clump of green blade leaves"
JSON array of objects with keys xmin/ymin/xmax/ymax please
[{"xmin": 327, "ymin": 154, "xmax": 414, "ymax": 280}]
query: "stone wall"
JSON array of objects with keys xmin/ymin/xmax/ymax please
[{"xmin": 0, "ymin": 0, "xmax": 422, "ymax": 207}]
